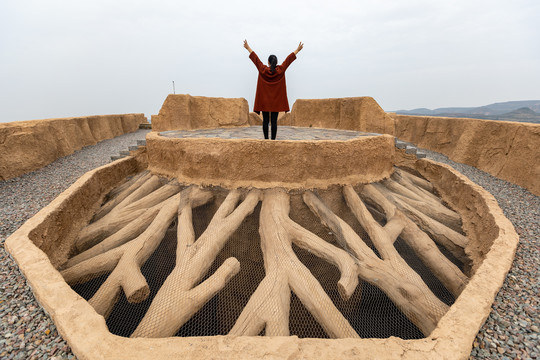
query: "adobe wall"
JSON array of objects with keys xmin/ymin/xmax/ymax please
[
  {"xmin": 0, "ymin": 114, "xmax": 147, "ymax": 181},
  {"xmin": 151, "ymin": 96, "xmax": 394, "ymax": 134},
  {"xmin": 392, "ymin": 114, "xmax": 540, "ymax": 196},
  {"xmin": 282, "ymin": 98, "xmax": 538, "ymax": 196},
  {"xmin": 151, "ymin": 94, "xmax": 250, "ymax": 132},
  {"xmin": 289, "ymin": 97, "xmax": 396, "ymax": 134}
]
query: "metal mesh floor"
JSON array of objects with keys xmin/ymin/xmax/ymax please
[{"xmin": 71, "ymin": 188, "xmax": 460, "ymax": 339}]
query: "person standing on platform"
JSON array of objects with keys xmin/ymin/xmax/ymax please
[{"xmin": 244, "ymin": 40, "xmax": 303, "ymax": 140}]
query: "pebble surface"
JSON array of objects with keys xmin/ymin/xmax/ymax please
[
  {"xmin": 159, "ymin": 125, "xmax": 380, "ymax": 140},
  {"xmin": 1, "ymin": 130, "xmax": 150, "ymax": 360},
  {"xmin": 424, "ymin": 150, "xmax": 539, "ymax": 360},
  {"xmin": 1, "ymin": 127, "xmax": 538, "ymax": 359}
]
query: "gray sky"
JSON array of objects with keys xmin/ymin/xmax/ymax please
[{"xmin": 1, "ymin": 0, "xmax": 539, "ymax": 123}]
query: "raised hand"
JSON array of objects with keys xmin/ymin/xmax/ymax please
[
  {"xmin": 244, "ymin": 40, "xmax": 253, "ymax": 53},
  {"xmin": 294, "ymin": 42, "xmax": 304, "ymax": 55}
]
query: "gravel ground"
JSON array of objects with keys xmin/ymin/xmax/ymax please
[
  {"xmin": 422, "ymin": 150, "xmax": 539, "ymax": 360},
  {"xmin": 1, "ymin": 130, "xmax": 150, "ymax": 360},
  {"xmin": 0, "ymin": 129, "xmax": 538, "ymax": 359}
]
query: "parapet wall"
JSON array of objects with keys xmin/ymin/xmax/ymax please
[
  {"xmin": 0, "ymin": 114, "xmax": 147, "ymax": 181},
  {"xmin": 289, "ymin": 97, "xmax": 396, "ymax": 134},
  {"xmin": 151, "ymin": 94, "xmax": 250, "ymax": 132},
  {"xmin": 277, "ymin": 97, "xmax": 538, "ymax": 196},
  {"xmin": 392, "ymin": 114, "xmax": 540, "ymax": 196},
  {"xmin": 11, "ymin": 96, "xmax": 533, "ymax": 196}
]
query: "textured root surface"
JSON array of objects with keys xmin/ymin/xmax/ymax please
[{"xmin": 64, "ymin": 167, "xmax": 469, "ymax": 339}]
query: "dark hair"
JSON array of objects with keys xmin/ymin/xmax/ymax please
[{"xmin": 268, "ymin": 55, "xmax": 278, "ymax": 74}]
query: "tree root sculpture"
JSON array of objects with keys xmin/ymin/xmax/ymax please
[
  {"xmin": 360, "ymin": 184, "xmax": 468, "ymax": 297},
  {"xmin": 62, "ymin": 187, "xmax": 213, "ymax": 318},
  {"xmin": 63, "ymin": 168, "xmax": 470, "ymax": 340},
  {"xmin": 92, "ymin": 171, "xmax": 152, "ymax": 221},
  {"xmin": 131, "ymin": 188, "xmax": 262, "ymax": 338},
  {"xmin": 390, "ymin": 171, "xmax": 462, "ymax": 232},
  {"xmin": 304, "ymin": 188, "xmax": 449, "ymax": 336},
  {"xmin": 107, "ymin": 170, "xmax": 151, "ymax": 200},
  {"xmin": 75, "ymin": 176, "xmax": 182, "ymax": 253},
  {"xmin": 229, "ymin": 189, "xmax": 359, "ymax": 338},
  {"xmin": 376, "ymin": 176, "xmax": 469, "ymax": 264}
]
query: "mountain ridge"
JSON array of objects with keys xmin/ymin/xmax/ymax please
[{"xmin": 394, "ymin": 100, "xmax": 540, "ymax": 124}]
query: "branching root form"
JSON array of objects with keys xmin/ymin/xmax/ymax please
[{"xmin": 63, "ymin": 168, "xmax": 469, "ymax": 340}]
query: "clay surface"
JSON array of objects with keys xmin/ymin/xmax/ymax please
[
  {"xmin": 392, "ymin": 114, "xmax": 540, "ymax": 196},
  {"xmin": 4, "ymin": 150, "xmax": 518, "ymax": 359},
  {"xmin": 289, "ymin": 97, "xmax": 396, "ymax": 134},
  {"xmin": 151, "ymin": 94, "xmax": 250, "ymax": 132},
  {"xmin": 0, "ymin": 114, "xmax": 147, "ymax": 181},
  {"xmin": 146, "ymin": 131, "xmax": 395, "ymax": 189}
]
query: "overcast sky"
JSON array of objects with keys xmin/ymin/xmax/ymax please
[{"xmin": 1, "ymin": 0, "xmax": 539, "ymax": 123}]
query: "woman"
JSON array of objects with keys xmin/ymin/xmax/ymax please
[{"xmin": 244, "ymin": 40, "xmax": 303, "ymax": 139}]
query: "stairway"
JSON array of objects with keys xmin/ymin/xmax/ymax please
[
  {"xmin": 110, "ymin": 140, "xmax": 146, "ymax": 162},
  {"xmin": 394, "ymin": 138, "xmax": 426, "ymax": 158}
]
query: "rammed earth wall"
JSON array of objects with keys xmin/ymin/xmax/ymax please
[
  {"xmin": 391, "ymin": 114, "xmax": 540, "ymax": 196},
  {"xmin": 2, "ymin": 97, "xmax": 538, "ymax": 195},
  {"xmin": 278, "ymin": 97, "xmax": 539, "ymax": 196},
  {"xmin": 0, "ymin": 114, "xmax": 147, "ymax": 181},
  {"xmin": 151, "ymin": 94, "xmax": 249, "ymax": 132}
]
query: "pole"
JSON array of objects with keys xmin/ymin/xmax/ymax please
[{"xmin": 172, "ymin": 81, "xmax": 176, "ymax": 94}]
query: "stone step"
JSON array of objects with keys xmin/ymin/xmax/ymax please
[
  {"xmin": 137, "ymin": 140, "xmax": 146, "ymax": 146},
  {"xmin": 110, "ymin": 155, "xmax": 126, "ymax": 161},
  {"xmin": 395, "ymin": 140, "xmax": 408, "ymax": 149},
  {"xmin": 139, "ymin": 123, "xmax": 152, "ymax": 129},
  {"xmin": 405, "ymin": 146, "xmax": 417, "ymax": 155},
  {"xmin": 119, "ymin": 150, "xmax": 130, "ymax": 156},
  {"xmin": 128, "ymin": 145, "xmax": 139, "ymax": 152},
  {"xmin": 395, "ymin": 137, "xmax": 426, "ymax": 158}
]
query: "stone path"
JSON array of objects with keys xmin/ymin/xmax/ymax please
[{"xmin": 159, "ymin": 125, "xmax": 380, "ymax": 140}]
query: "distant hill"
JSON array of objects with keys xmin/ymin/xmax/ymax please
[{"xmin": 394, "ymin": 100, "xmax": 540, "ymax": 124}]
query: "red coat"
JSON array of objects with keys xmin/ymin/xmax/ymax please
[{"xmin": 249, "ymin": 51, "xmax": 296, "ymax": 113}]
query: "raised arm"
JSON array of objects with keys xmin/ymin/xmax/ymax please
[
  {"xmin": 243, "ymin": 39, "xmax": 253, "ymax": 54},
  {"xmin": 294, "ymin": 41, "xmax": 304, "ymax": 55},
  {"xmin": 245, "ymin": 40, "xmax": 266, "ymax": 72}
]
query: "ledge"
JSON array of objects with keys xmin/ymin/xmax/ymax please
[{"xmin": 145, "ymin": 131, "xmax": 395, "ymax": 189}]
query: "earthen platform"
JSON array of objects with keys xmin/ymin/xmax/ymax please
[{"xmin": 147, "ymin": 127, "xmax": 395, "ymax": 189}]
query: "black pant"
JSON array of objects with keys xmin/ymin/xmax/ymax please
[{"xmin": 262, "ymin": 111, "xmax": 278, "ymax": 140}]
